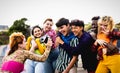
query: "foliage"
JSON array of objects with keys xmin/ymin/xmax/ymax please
[
  {"xmin": 115, "ymin": 23, "xmax": 120, "ymax": 30},
  {"xmin": 84, "ymin": 24, "xmax": 91, "ymax": 31},
  {"xmin": 0, "ymin": 31, "xmax": 9, "ymax": 45},
  {"xmin": 8, "ymin": 18, "xmax": 30, "ymax": 38}
]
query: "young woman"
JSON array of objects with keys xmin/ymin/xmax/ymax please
[
  {"xmin": 22, "ymin": 25, "xmax": 52, "ymax": 73},
  {"xmin": 95, "ymin": 16, "xmax": 120, "ymax": 73},
  {"xmin": 0, "ymin": 32, "xmax": 52, "ymax": 73}
]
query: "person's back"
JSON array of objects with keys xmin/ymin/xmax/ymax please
[{"xmin": 1, "ymin": 32, "xmax": 52, "ymax": 73}]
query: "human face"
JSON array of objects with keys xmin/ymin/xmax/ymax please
[
  {"xmin": 33, "ymin": 27, "xmax": 42, "ymax": 38},
  {"xmin": 57, "ymin": 25, "xmax": 69, "ymax": 36},
  {"xmin": 43, "ymin": 21, "xmax": 53, "ymax": 32},
  {"xmin": 99, "ymin": 22, "xmax": 108, "ymax": 33},
  {"xmin": 19, "ymin": 38, "xmax": 26, "ymax": 50},
  {"xmin": 71, "ymin": 25, "xmax": 83, "ymax": 37},
  {"xmin": 91, "ymin": 20, "xmax": 98, "ymax": 31}
]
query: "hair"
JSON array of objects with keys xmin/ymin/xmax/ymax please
[
  {"xmin": 8, "ymin": 32, "xmax": 25, "ymax": 55},
  {"xmin": 98, "ymin": 16, "xmax": 114, "ymax": 33},
  {"xmin": 70, "ymin": 19, "xmax": 84, "ymax": 27},
  {"xmin": 43, "ymin": 18, "xmax": 53, "ymax": 24},
  {"xmin": 56, "ymin": 18, "xmax": 69, "ymax": 27},
  {"xmin": 92, "ymin": 16, "xmax": 100, "ymax": 20},
  {"xmin": 31, "ymin": 25, "xmax": 42, "ymax": 36}
]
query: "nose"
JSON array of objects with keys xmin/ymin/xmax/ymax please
[
  {"xmin": 72, "ymin": 29, "xmax": 75, "ymax": 32},
  {"xmin": 58, "ymin": 29, "xmax": 62, "ymax": 32}
]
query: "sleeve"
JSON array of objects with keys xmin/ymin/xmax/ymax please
[
  {"xmin": 60, "ymin": 42, "xmax": 81, "ymax": 56},
  {"xmin": 60, "ymin": 34, "xmax": 95, "ymax": 56},
  {"xmin": 109, "ymin": 29, "xmax": 120, "ymax": 39},
  {"xmin": 35, "ymin": 38, "xmax": 46, "ymax": 54},
  {"xmin": 24, "ymin": 46, "xmax": 51, "ymax": 62},
  {"xmin": 26, "ymin": 36, "xmax": 32, "ymax": 50}
]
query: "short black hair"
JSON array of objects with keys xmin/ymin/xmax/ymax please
[
  {"xmin": 70, "ymin": 19, "xmax": 84, "ymax": 27},
  {"xmin": 56, "ymin": 18, "xmax": 69, "ymax": 27},
  {"xmin": 91, "ymin": 16, "xmax": 100, "ymax": 20}
]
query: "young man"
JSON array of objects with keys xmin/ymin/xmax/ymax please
[
  {"xmin": 88, "ymin": 16, "xmax": 100, "ymax": 40},
  {"xmin": 55, "ymin": 18, "xmax": 79, "ymax": 73},
  {"xmin": 57, "ymin": 19, "xmax": 96, "ymax": 73}
]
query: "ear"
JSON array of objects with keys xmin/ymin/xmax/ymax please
[{"xmin": 80, "ymin": 26, "xmax": 83, "ymax": 31}]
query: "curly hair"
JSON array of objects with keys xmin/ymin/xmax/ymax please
[
  {"xmin": 8, "ymin": 32, "xmax": 25, "ymax": 55},
  {"xmin": 98, "ymin": 16, "xmax": 114, "ymax": 33}
]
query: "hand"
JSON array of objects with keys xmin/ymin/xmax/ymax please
[
  {"xmin": 46, "ymin": 38, "xmax": 52, "ymax": 47},
  {"xmin": 95, "ymin": 39, "xmax": 107, "ymax": 46},
  {"xmin": 62, "ymin": 69, "xmax": 69, "ymax": 73},
  {"xmin": 56, "ymin": 37, "xmax": 64, "ymax": 44},
  {"xmin": 101, "ymin": 28, "xmax": 109, "ymax": 35},
  {"xmin": 31, "ymin": 40, "xmax": 37, "ymax": 48},
  {"xmin": 30, "ymin": 40, "xmax": 37, "ymax": 52},
  {"xmin": 55, "ymin": 36, "xmax": 64, "ymax": 47}
]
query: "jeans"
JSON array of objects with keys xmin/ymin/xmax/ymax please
[
  {"xmin": 22, "ymin": 48, "xmax": 59, "ymax": 73},
  {"xmin": 21, "ymin": 59, "xmax": 53, "ymax": 73},
  {"xmin": 47, "ymin": 48, "xmax": 59, "ymax": 70}
]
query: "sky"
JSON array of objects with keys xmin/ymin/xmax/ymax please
[{"xmin": 0, "ymin": 0, "xmax": 120, "ymax": 29}]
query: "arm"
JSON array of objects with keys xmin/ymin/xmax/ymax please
[
  {"xmin": 62, "ymin": 56, "xmax": 78, "ymax": 73},
  {"xmin": 109, "ymin": 30, "xmax": 120, "ymax": 39},
  {"xmin": 35, "ymin": 38, "xmax": 46, "ymax": 54},
  {"xmin": 60, "ymin": 42, "xmax": 81, "ymax": 55},
  {"xmin": 60, "ymin": 34, "xmax": 95, "ymax": 55},
  {"xmin": 25, "ymin": 46, "xmax": 50, "ymax": 62},
  {"xmin": 25, "ymin": 38, "xmax": 52, "ymax": 61},
  {"xmin": 26, "ymin": 36, "xmax": 32, "ymax": 50},
  {"xmin": 55, "ymin": 36, "xmax": 73, "ymax": 54}
]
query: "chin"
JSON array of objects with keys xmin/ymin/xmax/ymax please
[{"xmin": 74, "ymin": 34, "xmax": 77, "ymax": 36}]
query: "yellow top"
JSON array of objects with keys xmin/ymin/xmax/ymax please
[{"xmin": 26, "ymin": 36, "xmax": 46, "ymax": 55}]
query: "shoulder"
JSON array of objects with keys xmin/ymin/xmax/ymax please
[
  {"xmin": 81, "ymin": 31, "xmax": 94, "ymax": 42},
  {"xmin": 83, "ymin": 31, "xmax": 92, "ymax": 38}
]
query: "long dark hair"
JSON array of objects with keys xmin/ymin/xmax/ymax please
[{"xmin": 31, "ymin": 25, "xmax": 42, "ymax": 38}]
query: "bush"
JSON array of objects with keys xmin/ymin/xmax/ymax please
[{"xmin": 0, "ymin": 31, "xmax": 9, "ymax": 45}]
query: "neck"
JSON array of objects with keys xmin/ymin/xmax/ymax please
[{"xmin": 78, "ymin": 31, "xmax": 83, "ymax": 38}]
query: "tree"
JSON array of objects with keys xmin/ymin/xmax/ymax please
[
  {"xmin": 115, "ymin": 22, "xmax": 120, "ymax": 30},
  {"xmin": 8, "ymin": 18, "xmax": 30, "ymax": 38}
]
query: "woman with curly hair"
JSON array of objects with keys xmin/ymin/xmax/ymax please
[
  {"xmin": 95, "ymin": 16, "xmax": 120, "ymax": 73},
  {"xmin": 1, "ymin": 32, "xmax": 52, "ymax": 73}
]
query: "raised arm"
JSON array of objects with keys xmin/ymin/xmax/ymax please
[{"xmin": 25, "ymin": 38, "xmax": 52, "ymax": 62}]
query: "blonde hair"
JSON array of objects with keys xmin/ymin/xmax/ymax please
[
  {"xmin": 8, "ymin": 32, "xmax": 25, "ymax": 55},
  {"xmin": 98, "ymin": 16, "xmax": 114, "ymax": 33}
]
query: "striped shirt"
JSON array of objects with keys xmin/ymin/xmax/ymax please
[{"xmin": 55, "ymin": 37, "xmax": 79, "ymax": 72}]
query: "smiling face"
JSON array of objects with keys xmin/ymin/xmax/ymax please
[
  {"xmin": 57, "ymin": 25, "xmax": 70, "ymax": 36},
  {"xmin": 33, "ymin": 27, "xmax": 42, "ymax": 38},
  {"xmin": 71, "ymin": 25, "xmax": 83, "ymax": 37},
  {"xmin": 43, "ymin": 20, "xmax": 53, "ymax": 32},
  {"xmin": 91, "ymin": 20, "xmax": 98, "ymax": 31}
]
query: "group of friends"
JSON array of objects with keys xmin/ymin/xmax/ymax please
[{"xmin": 1, "ymin": 16, "xmax": 120, "ymax": 73}]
